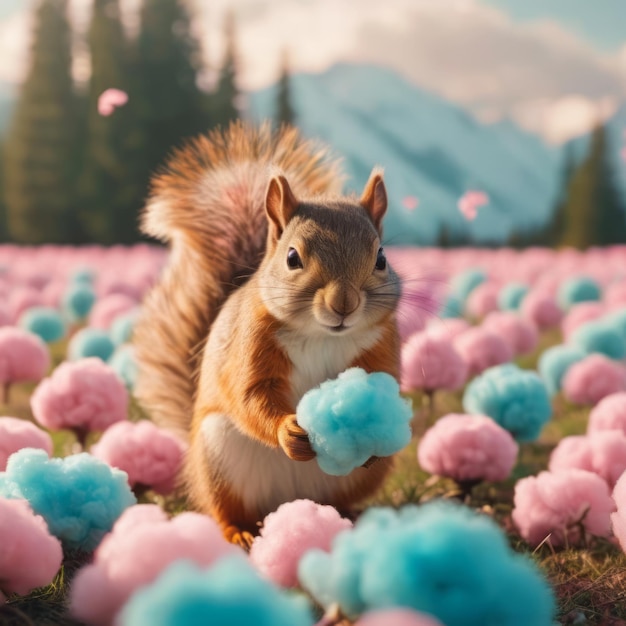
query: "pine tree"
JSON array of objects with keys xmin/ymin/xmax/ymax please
[
  {"xmin": 276, "ymin": 50, "xmax": 295, "ymax": 127},
  {"xmin": 135, "ymin": 0, "xmax": 212, "ymax": 176},
  {"xmin": 3, "ymin": 0, "xmax": 81, "ymax": 243},
  {"xmin": 212, "ymin": 11, "xmax": 239, "ymax": 127},
  {"xmin": 79, "ymin": 0, "xmax": 144, "ymax": 244}
]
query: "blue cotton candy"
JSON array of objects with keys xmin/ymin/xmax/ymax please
[
  {"xmin": 296, "ymin": 368, "xmax": 412, "ymax": 476},
  {"xmin": 110, "ymin": 312, "xmax": 137, "ymax": 346},
  {"xmin": 62, "ymin": 283, "xmax": 96, "ymax": 322},
  {"xmin": 298, "ymin": 501, "xmax": 555, "ymax": 626},
  {"xmin": 0, "ymin": 448, "xmax": 135, "ymax": 551},
  {"xmin": 603, "ymin": 309, "xmax": 626, "ymax": 342},
  {"xmin": 538, "ymin": 344, "xmax": 587, "ymax": 395},
  {"xmin": 557, "ymin": 276, "xmax": 601, "ymax": 311},
  {"xmin": 119, "ymin": 557, "xmax": 314, "ymax": 626},
  {"xmin": 450, "ymin": 268, "xmax": 486, "ymax": 302},
  {"xmin": 108, "ymin": 345, "xmax": 138, "ymax": 391},
  {"xmin": 498, "ymin": 283, "xmax": 529, "ymax": 311},
  {"xmin": 462, "ymin": 364, "xmax": 552, "ymax": 442},
  {"xmin": 68, "ymin": 327, "xmax": 115, "ymax": 362},
  {"xmin": 19, "ymin": 306, "xmax": 66, "ymax": 343},
  {"xmin": 440, "ymin": 293, "xmax": 463, "ymax": 319},
  {"xmin": 570, "ymin": 320, "xmax": 626, "ymax": 360},
  {"xmin": 70, "ymin": 268, "xmax": 96, "ymax": 286}
]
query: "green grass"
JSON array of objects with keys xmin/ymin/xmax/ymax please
[{"xmin": 2, "ymin": 333, "xmax": 626, "ymax": 625}]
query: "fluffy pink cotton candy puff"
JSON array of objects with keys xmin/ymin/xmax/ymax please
[
  {"xmin": 453, "ymin": 326, "xmax": 513, "ymax": 378},
  {"xmin": 69, "ymin": 504, "xmax": 240, "ymax": 626},
  {"xmin": 561, "ymin": 302, "xmax": 606, "ymax": 341},
  {"xmin": 30, "ymin": 358, "xmax": 128, "ymax": 443},
  {"xmin": 0, "ymin": 497, "xmax": 63, "ymax": 597},
  {"xmin": 0, "ymin": 416, "xmax": 53, "ymax": 470},
  {"xmin": 548, "ymin": 432, "xmax": 626, "ymax": 489},
  {"xmin": 417, "ymin": 413, "xmax": 518, "ymax": 483},
  {"xmin": 612, "ymin": 472, "xmax": 626, "ymax": 553},
  {"xmin": 425, "ymin": 318, "xmax": 470, "ymax": 341},
  {"xmin": 512, "ymin": 469, "xmax": 615, "ymax": 548},
  {"xmin": 249, "ymin": 499, "xmax": 352, "ymax": 588},
  {"xmin": 481, "ymin": 311, "xmax": 538, "ymax": 356},
  {"xmin": 88, "ymin": 294, "xmax": 138, "ymax": 330},
  {"xmin": 400, "ymin": 333, "xmax": 468, "ymax": 394},
  {"xmin": 91, "ymin": 421, "xmax": 186, "ymax": 495},
  {"xmin": 588, "ymin": 392, "xmax": 626, "ymax": 435},
  {"xmin": 464, "ymin": 281, "xmax": 500, "ymax": 319},
  {"xmin": 354, "ymin": 608, "xmax": 444, "ymax": 626},
  {"xmin": 562, "ymin": 354, "xmax": 626, "ymax": 406},
  {"xmin": 520, "ymin": 290, "xmax": 563, "ymax": 330}
]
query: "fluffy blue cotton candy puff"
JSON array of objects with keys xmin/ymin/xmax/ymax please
[
  {"xmin": 108, "ymin": 345, "xmax": 138, "ymax": 391},
  {"xmin": 296, "ymin": 368, "xmax": 413, "ymax": 476},
  {"xmin": 298, "ymin": 501, "xmax": 555, "ymax": 626},
  {"xmin": 498, "ymin": 283, "xmax": 529, "ymax": 311},
  {"xmin": 440, "ymin": 294, "xmax": 463, "ymax": 319},
  {"xmin": 19, "ymin": 306, "xmax": 66, "ymax": 343},
  {"xmin": 557, "ymin": 276, "xmax": 601, "ymax": 311},
  {"xmin": 462, "ymin": 364, "xmax": 552, "ymax": 442},
  {"xmin": 62, "ymin": 283, "xmax": 96, "ymax": 322},
  {"xmin": 570, "ymin": 320, "xmax": 626, "ymax": 360},
  {"xmin": 538, "ymin": 344, "xmax": 587, "ymax": 395},
  {"xmin": 450, "ymin": 268, "xmax": 486, "ymax": 302},
  {"xmin": 0, "ymin": 448, "xmax": 136, "ymax": 551},
  {"xmin": 118, "ymin": 557, "xmax": 314, "ymax": 626},
  {"xmin": 68, "ymin": 327, "xmax": 115, "ymax": 362}
]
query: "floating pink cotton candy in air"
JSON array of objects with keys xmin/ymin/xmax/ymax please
[
  {"xmin": 355, "ymin": 608, "xmax": 444, "ymax": 626},
  {"xmin": 91, "ymin": 421, "xmax": 186, "ymax": 495},
  {"xmin": 548, "ymin": 432, "xmax": 626, "ymax": 488},
  {"xmin": 69, "ymin": 504, "xmax": 240, "ymax": 626},
  {"xmin": 512, "ymin": 469, "xmax": 615, "ymax": 548},
  {"xmin": 249, "ymin": 499, "xmax": 352, "ymax": 588},
  {"xmin": 612, "ymin": 472, "xmax": 626, "ymax": 553},
  {"xmin": 0, "ymin": 416, "xmax": 53, "ymax": 470},
  {"xmin": 588, "ymin": 392, "xmax": 626, "ymax": 435},
  {"xmin": 0, "ymin": 497, "xmax": 63, "ymax": 596},
  {"xmin": 402, "ymin": 196, "xmax": 419, "ymax": 211},
  {"xmin": 453, "ymin": 326, "xmax": 513, "ymax": 377},
  {"xmin": 417, "ymin": 413, "xmax": 518, "ymax": 483},
  {"xmin": 481, "ymin": 311, "xmax": 538, "ymax": 356},
  {"xmin": 562, "ymin": 354, "xmax": 626, "ymax": 406},
  {"xmin": 400, "ymin": 333, "xmax": 467, "ymax": 394},
  {"xmin": 458, "ymin": 190, "xmax": 489, "ymax": 221},
  {"xmin": 30, "ymin": 358, "xmax": 128, "ymax": 440},
  {"xmin": 97, "ymin": 88, "xmax": 128, "ymax": 116}
]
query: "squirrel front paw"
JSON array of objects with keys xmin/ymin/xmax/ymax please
[{"xmin": 278, "ymin": 414, "xmax": 316, "ymax": 461}]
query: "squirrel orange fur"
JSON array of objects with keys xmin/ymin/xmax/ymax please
[{"xmin": 134, "ymin": 122, "xmax": 402, "ymax": 548}]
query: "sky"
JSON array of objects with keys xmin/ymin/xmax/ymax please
[{"xmin": 0, "ymin": 0, "xmax": 624, "ymax": 144}]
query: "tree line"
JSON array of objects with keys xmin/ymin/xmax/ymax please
[{"xmin": 0, "ymin": 0, "xmax": 295, "ymax": 244}]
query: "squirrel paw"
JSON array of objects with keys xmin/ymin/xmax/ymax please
[
  {"xmin": 278, "ymin": 415, "xmax": 316, "ymax": 462},
  {"xmin": 223, "ymin": 525, "xmax": 255, "ymax": 551}
]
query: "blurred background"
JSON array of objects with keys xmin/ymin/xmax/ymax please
[{"xmin": 0, "ymin": 0, "xmax": 624, "ymax": 248}]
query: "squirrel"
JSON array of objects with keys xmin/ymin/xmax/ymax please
[{"xmin": 134, "ymin": 122, "xmax": 402, "ymax": 548}]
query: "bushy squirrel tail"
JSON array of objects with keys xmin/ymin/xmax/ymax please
[{"xmin": 133, "ymin": 121, "xmax": 343, "ymax": 439}]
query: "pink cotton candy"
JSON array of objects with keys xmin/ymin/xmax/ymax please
[
  {"xmin": 97, "ymin": 88, "xmax": 129, "ymax": 116},
  {"xmin": 458, "ymin": 190, "xmax": 489, "ymax": 221},
  {"xmin": 402, "ymin": 196, "xmax": 419, "ymax": 211},
  {"xmin": 453, "ymin": 326, "xmax": 513, "ymax": 377},
  {"xmin": 91, "ymin": 421, "xmax": 186, "ymax": 495},
  {"xmin": 355, "ymin": 608, "xmax": 444, "ymax": 626},
  {"xmin": 481, "ymin": 311, "xmax": 538, "ymax": 356},
  {"xmin": 69, "ymin": 504, "xmax": 240, "ymax": 625},
  {"xmin": 465, "ymin": 281, "xmax": 500, "ymax": 319},
  {"xmin": 89, "ymin": 294, "xmax": 138, "ymax": 330},
  {"xmin": 588, "ymin": 392, "xmax": 626, "ymax": 435},
  {"xmin": 549, "ymin": 432, "xmax": 626, "ymax": 488},
  {"xmin": 425, "ymin": 318, "xmax": 470, "ymax": 341},
  {"xmin": 8, "ymin": 287, "xmax": 45, "ymax": 322},
  {"xmin": 512, "ymin": 469, "xmax": 615, "ymax": 548},
  {"xmin": 0, "ymin": 416, "xmax": 53, "ymax": 470},
  {"xmin": 562, "ymin": 354, "xmax": 626, "ymax": 406},
  {"xmin": 604, "ymin": 281, "xmax": 626, "ymax": 310},
  {"xmin": 0, "ymin": 327, "xmax": 50, "ymax": 387},
  {"xmin": 561, "ymin": 302, "xmax": 606, "ymax": 341},
  {"xmin": 612, "ymin": 472, "xmax": 626, "ymax": 553},
  {"xmin": 249, "ymin": 499, "xmax": 352, "ymax": 588},
  {"xmin": 520, "ymin": 290, "xmax": 563, "ymax": 330},
  {"xmin": 31, "ymin": 358, "xmax": 128, "ymax": 433},
  {"xmin": 400, "ymin": 333, "xmax": 467, "ymax": 393},
  {"xmin": 417, "ymin": 413, "xmax": 518, "ymax": 483},
  {"xmin": 0, "ymin": 498, "xmax": 63, "ymax": 596}
]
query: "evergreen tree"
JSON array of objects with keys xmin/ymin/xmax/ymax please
[
  {"xmin": 136, "ymin": 0, "xmax": 211, "ymax": 176},
  {"xmin": 3, "ymin": 0, "xmax": 81, "ymax": 243},
  {"xmin": 212, "ymin": 11, "xmax": 239, "ymax": 127},
  {"xmin": 559, "ymin": 125, "xmax": 626, "ymax": 248},
  {"xmin": 276, "ymin": 50, "xmax": 295, "ymax": 127},
  {"xmin": 79, "ymin": 0, "xmax": 144, "ymax": 244}
]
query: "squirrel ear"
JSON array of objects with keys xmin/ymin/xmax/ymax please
[
  {"xmin": 265, "ymin": 175, "xmax": 298, "ymax": 239},
  {"xmin": 360, "ymin": 168, "xmax": 387, "ymax": 233}
]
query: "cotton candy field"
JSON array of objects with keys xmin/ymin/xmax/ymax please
[{"xmin": 3, "ymin": 243, "xmax": 626, "ymax": 626}]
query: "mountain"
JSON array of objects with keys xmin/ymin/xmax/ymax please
[{"xmin": 247, "ymin": 63, "xmax": 566, "ymax": 246}]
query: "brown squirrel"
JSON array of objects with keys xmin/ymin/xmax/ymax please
[{"xmin": 134, "ymin": 122, "xmax": 401, "ymax": 548}]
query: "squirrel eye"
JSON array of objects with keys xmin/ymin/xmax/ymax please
[
  {"xmin": 287, "ymin": 247, "xmax": 303, "ymax": 270},
  {"xmin": 375, "ymin": 247, "xmax": 387, "ymax": 271}
]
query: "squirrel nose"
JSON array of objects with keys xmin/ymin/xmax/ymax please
[{"xmin": 326, "ymin": 283, "xmax": 360, "ymax": 318}]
